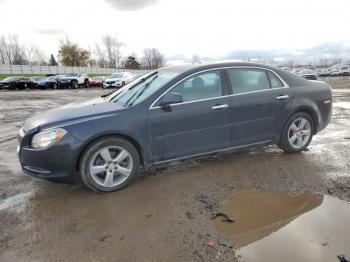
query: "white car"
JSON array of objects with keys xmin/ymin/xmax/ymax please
[
  {"xmin": 103, "ymin": 72, "xmax": 134, "ymax": 89},
  {"xmin": 330, "ymin": 69, "xmax": 342, "ymax": 77},
  {"xmin": 340, "ymin": 65, "xmax": 350, "ymax": 76},
  {"xmin": 59, "ymin": 73, "xmax": 90, "ymax": 88}
]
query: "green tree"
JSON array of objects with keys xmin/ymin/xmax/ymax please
[
  {"xmin": 124, "ymin": 55, "xmax": 140, "ymax": 69},
  {"xmin": 49, "ymin": 54, "xmax": 58, "ymax": 66},
  {"xmin": 58, "ymin": 38, "xmax": 90, "ymax": 66}
]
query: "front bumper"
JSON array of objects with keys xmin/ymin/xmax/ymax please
[
  {"xmin": 18, "ymin": 131, "xmax": 78, "ymax": 179},
  {"xmin": 103, "ymin": 82, "xmax": 122, "ymax": 88}
]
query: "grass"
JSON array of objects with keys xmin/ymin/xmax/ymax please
[{"xmin": 0, "ymin": 73, "xmax": 110, "ymax": 80}]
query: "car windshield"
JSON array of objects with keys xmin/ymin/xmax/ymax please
[
  {"xmin": 108, "ymin": 73, "xmax": 123, "ymax": 79},
  {"xmin": 108, "ymin": 70, "xmax": 179, "ymax": 107},
  {"xmin": 66, "ymin": 73, "xmax": 78, "ymax": 77},
  {"xmin": 92, "ymin": 76, "xmax": 103, "ymax": 80},
  {"xmin": 46, "ymin": 76, "xmax": 56, "ymax": 80},
  {"xmin": 3, "ymin": 77, "xmax": 18, "ymax": 81}
]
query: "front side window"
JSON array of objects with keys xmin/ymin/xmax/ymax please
[
  {"xmin": 170, "ymin": 70, "xmax": 223, "ymax": 102},
  {"xmin": 267, "ymin": 71, "xmax": 284, "ymax": 88},
  {"xmin": 227, "ymin": 68, "xmax": 270, "ymax": 94}
]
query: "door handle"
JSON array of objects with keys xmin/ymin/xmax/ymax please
[
  {"xmin": 211, "ymin": 104, "xmax": 229, "ymax": 110},
  {"xmin": 276, "ymin": 95, "xmax": 289, "ymax": 100}
]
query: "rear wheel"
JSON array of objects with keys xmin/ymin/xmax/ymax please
[
  {"xmin": 79, "ymin": 137, "xmax": 140, "ymax": 192},
  {"xmin": 52, "ymin": 83, "xmax": 58, "ymax": 89},
  {"xmin": 278, "ymin": 112, "xmax": 314, "ymax": 153}
]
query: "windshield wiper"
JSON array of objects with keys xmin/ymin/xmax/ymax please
[{"xmin": 124, "ymin": 74, "xmax": 158, "ymax": 107}]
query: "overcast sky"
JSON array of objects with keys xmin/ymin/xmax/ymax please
[{"xmin": 0, "ymin": 0, "xmax": 350, "ymax": 61}]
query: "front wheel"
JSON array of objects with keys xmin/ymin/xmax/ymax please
[
  {"xmin": 278, "ymin": 112, "xmax": 314, "ymax": 153},
  {"xmin": 79, "ymin": 137, "xmax": 140, "ymax": 192},
  {"xmin": 71, "ymin": 80, "xmax": 78, "ymax": 89},
  {"xmin": 84, "ymin": 80, "xmax": 90, "ymax": 88}
]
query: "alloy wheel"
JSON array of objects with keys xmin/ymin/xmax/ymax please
[
  {"xmin": 288, "ymin": 117, "xmax": 311, "ymax": 149},
  {"xmin": 89, "ymin": 146, "xmax": 133, "ymax": 188}
]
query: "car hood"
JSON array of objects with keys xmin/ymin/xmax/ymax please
[
  {"xmin": 60, "ymin": 77, "xmax": 76, "ymax": 80},
  {"xmin": 106, "ymin": 78, "xmax": 122, "ymax": 81},
  {"xmin": 24, "ymin": 97, "xmax": 124, "ymax": 131},
  {"xmin": 38, "ymin": 80, "xmax": 49, "ymax": 84}
]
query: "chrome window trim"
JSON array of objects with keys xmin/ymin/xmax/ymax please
[{"xmin": 149, "ymin": 66, "xmax": 290, "ymax": 109}]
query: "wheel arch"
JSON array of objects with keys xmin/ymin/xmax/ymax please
[
  {"xmin": 286, "ymin": 106, "xmax": 319, "ymax": 134},
  {"xmin": 74, "ymin": 132, "xmax": 146, "ymax": 174}
]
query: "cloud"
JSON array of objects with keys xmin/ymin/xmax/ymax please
[
  {"xmin": 104, "ymin": 0, "xmax": 159, "ymax": 11},
  {"xmin": 222, "ymin": 42, "xmax": 350, "ymax": 64},
  {"xmin": 36, "ymin": 28, "xmax": 64, "ymax": 35}
]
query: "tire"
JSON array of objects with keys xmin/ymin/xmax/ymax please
[
  {"xmin": 84, "ymin": 80, "xmax": 90, "ymax": 88},
  {"xmin": 122, "ymin": 81, "xmax": 125, "ymax": 87},
  {"xmin": 72, "ymin": 80, "xmax": 78, "ymax": 89},
  {"xmin": 52, "ymin": 83, "xmax": 58, "ymax": 89},
  {"xmin": 79, "ymin": 137, "xmax": 140, "ymax": 192},
  {"xmin": 278, "ymin": 112, "xmax": 314, "ymax": 153}
]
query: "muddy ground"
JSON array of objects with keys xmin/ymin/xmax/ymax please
[{"xmin": 0, "ymin": 77, "xmax": 350, "ymax": 261}]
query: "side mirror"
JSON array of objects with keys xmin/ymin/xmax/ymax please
[{"xmin": 159, "ymin": 92, "xmax": 183, "ymax": 107}]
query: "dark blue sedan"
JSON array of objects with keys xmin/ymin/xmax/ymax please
[{"xmin": 17, "ymin": 62, "xmax": 332, "ymax": 192}]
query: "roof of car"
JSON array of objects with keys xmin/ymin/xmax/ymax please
[
  {"xmin": 159, "ymin": 61, "xmax": 309, "ymax": 87},
  {"xmin": 159, "ymin": 62, "xmax": 280, "ymax": 73}
]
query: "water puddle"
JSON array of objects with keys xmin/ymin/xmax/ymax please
[
  {"xmin": 213, "ymin": 190, "xmax": 350, "ymax": 261},
  {"xmin": 0, "ymin": 192, "xmax": 31, "ymax": 212}
]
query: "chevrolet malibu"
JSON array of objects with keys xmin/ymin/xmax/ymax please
[{"xmin": 17, "ymin": 62, "xmax": 332, "ymax": 192}]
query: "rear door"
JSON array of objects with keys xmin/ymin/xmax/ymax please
[
  {"xmin": 226, "ymin": 68, "xmax": 293, "ymax": 147},
  {"xmin": 148, "ymin": 69, "xmax": 231, "ymax": 162}
]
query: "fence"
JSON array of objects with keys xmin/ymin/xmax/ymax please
[{"xmin": 0, "ymin": 65, "xmax": 150, "ymax": 75}]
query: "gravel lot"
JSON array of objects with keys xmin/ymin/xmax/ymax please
[{"xmin": 0, "ymin": 78, "xmax": 350, "ymax": 261}]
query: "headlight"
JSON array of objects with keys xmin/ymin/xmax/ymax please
[{"xmin": 31, "ymin": 128, "xmax": 67, "ymax": 149}]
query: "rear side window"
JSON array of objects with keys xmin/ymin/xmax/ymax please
[
  {"xmin": 227, "ymin": 68, "xmax": 270, "ymax": 94},
  {"xmin": 267, "ymin": 71, "xmax": 284, "ymax": 89},
  {"xmin": 171, "ymin": 70, "xmax": 223, "ymax": 102}
]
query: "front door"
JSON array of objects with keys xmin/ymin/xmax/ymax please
[{"xmin": 148, "ymin": 70, "xmax": 231, "ymax": 162}]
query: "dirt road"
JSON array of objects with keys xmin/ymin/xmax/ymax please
[{"xmin": 0, "ymin": 78, "xmax": 350, "ymax": 261}]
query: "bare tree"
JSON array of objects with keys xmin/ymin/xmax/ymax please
[
  {"xmin": 94, "ymin": 43, "xmax": 107, "ymax": 68},
  {"xmin": 319, "ymin": 58, "xmax": 330, "ymax": 68},
  {"xmin": 102, "ymin": 35, "xmax": 124, "ymax": 68},
  {"xmin": 0, "ymin": 35, "xmax": 6, "ymax": 64},
  {"xmin": 142, "ymin": 48, "xmax": 164, "ymax": 69},
  {"xmin": 25, "ymin": 44, "xmax": 45, "ymax": 65}
]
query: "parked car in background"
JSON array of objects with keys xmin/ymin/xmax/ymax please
[
  {"xmin": 340, "ymin": 65, "xmax": 350, "ymax": 76},
  {"xmin": 300, "ymin": 69, "xmax": 318, "ymax": 80},
  {"xmin": 30, "ymin": 76, "xmax": 45, "ymax": 83},
  {"xmin": 37, "ymin": 76, "xmax": 62, "ymax": 89},
  {"xmin": 316, "ymin": 68, "xmax": 331, "ymax": 77},
  {"xmin": 292, "ymin": 68, "xmax": 303, "ymax": 76},
  {"xmin": 18, "ymin": 62, "xmax": 332, "ymax": 192},
  {"xmin": 103, "ymin": 72, "xmax": 134, "ymax": 89},
  {"xmin": 0, "ymin": 77, "xmax": 36, "ymax": 90},
  {"xmin": 60, "ymin": 73, "xmax": 90, "ymax": 89},
  {"xmin": 330, "ymin": 68, "xmax": 342, "ymax": 77},
  {"xmin": 89, "ymin": 76, "xmax": 106, "ymax": 87}
]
